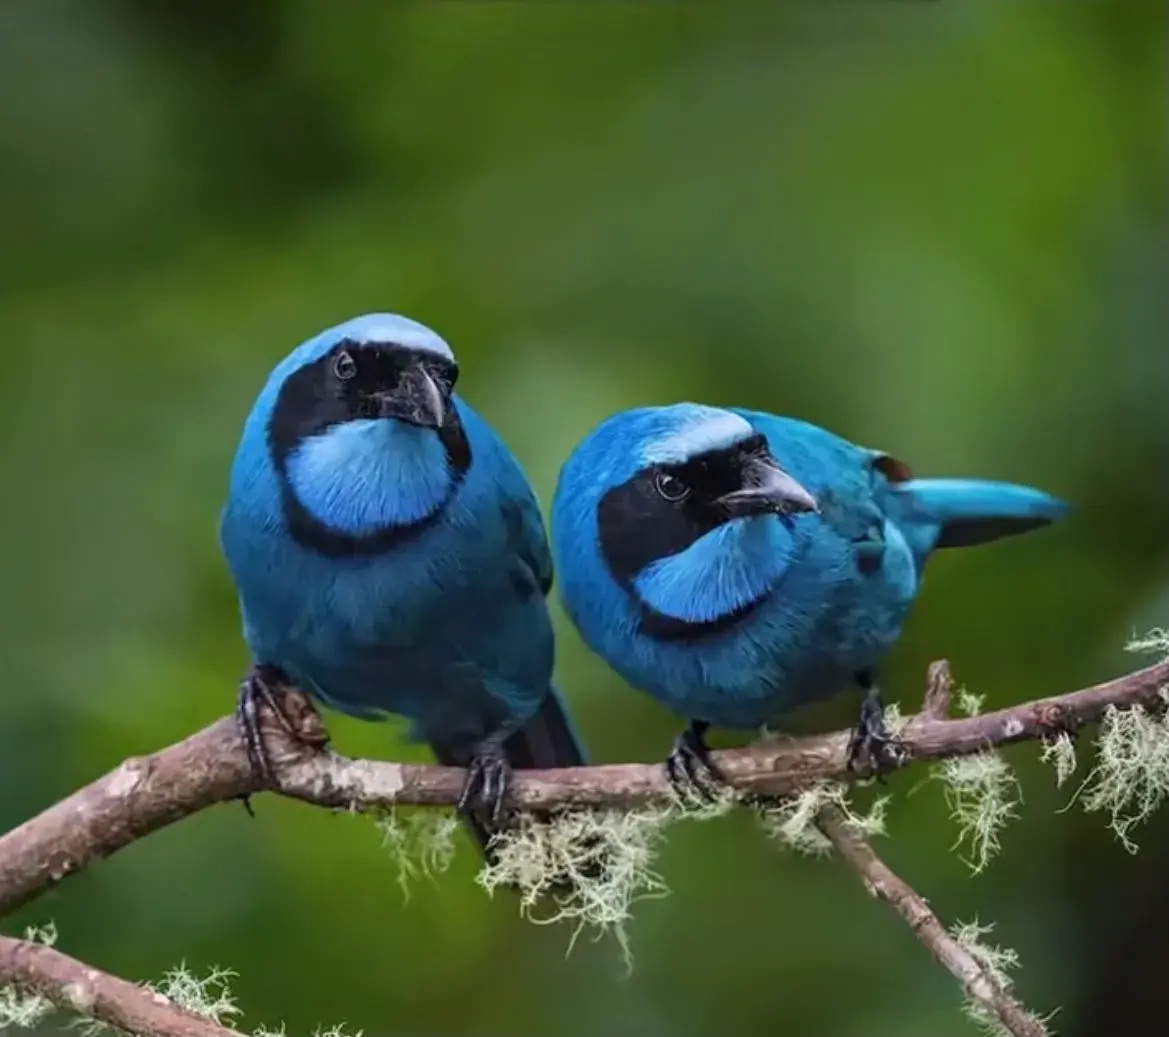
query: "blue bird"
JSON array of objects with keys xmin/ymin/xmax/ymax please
[
  {"xmin": 220, "ymin": 313, "xmax": 586, "ymax": 854},
  {"xmin": 550, "ymin": 403, "xmax": 1068, "ymax": 790}
]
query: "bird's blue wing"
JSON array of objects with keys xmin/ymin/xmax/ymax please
[
  {"xmin": 453, "ymin": 403, "xmax": 587, "ymax": 772},
  {"xmin": 455, "ymin": 398, "xmax": 555, "ymax": 601},
  {"xmin": 499, "ymin": 486, "xmax": 554, "ymax": 599}
]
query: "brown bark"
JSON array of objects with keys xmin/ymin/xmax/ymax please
[
  {"xmin": 0, "ymin": 935, "xmax": 248, "ymax": 1037},
  {"xmin": 1, "ymin": 657, "xmax": 1165, "ymax": 1037}
]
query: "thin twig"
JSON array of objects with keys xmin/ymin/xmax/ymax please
[
  {"xmin": 1, "ymin": 658, "xmax": 1166, "ymax": 920},
  {"xmin": 816, "ymin": 805, "xmax": 1049, "ymax": 1037},
  {"xmin": 0, "ymin": 935, "xmax": 245, "ymax": 1037},
  {"xmin": 920, "ymin": 659, "xmax": 955, "ymax": 720}
]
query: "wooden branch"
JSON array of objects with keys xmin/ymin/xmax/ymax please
[
  {"xmin": 816, "ymin": 805, "xmax": 1048, "ymax": 1037},
  {"xmin": 1, "ymin": 657, "xmax": 1165, "ymax": 1036},
  {"xmin": 1, "ymin": 658, "xmax": 1166, "ymax": 921},
  {"xmin": 0, "ymin": 935, "xmax": 245, "ymax": 1037}
]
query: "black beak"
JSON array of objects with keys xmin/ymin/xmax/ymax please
[
  {"xmin": 375, "ymin": 365, "xmax": 446, "ymax": 430},
  {"xmin": 717, "ymin": 454, "xmax": 818, "ymax": 520}
]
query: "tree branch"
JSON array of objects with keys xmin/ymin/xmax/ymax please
[
  {"xmin": 2, "ymin": 658, "xmax": 1165, "ymax": 1036},
  {"xmin": 1, "ymin": 659, "xmax": 1166, "ymax": 921},
  {"xmin": 0, "ymin": 935, "xmax": 245, "ymax": 1037},
  {"xmin": 810, "ymin": 662, "xmax": 1055, "ymax": 1036},
  {"xmin": 815, "ymin": 804, "xmax": 1049, "ymax": 1037}
]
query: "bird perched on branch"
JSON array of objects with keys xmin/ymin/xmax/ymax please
[
  {"xmin": 550, "ymin": 403, "xmax": 1068, "ymax": 794},
  {"xmin": 220, "ymin": 313, "xmax": 585, "ymax": 856}
]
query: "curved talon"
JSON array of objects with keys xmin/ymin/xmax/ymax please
[
  {"xmin": 665, "ymin": 721, "xmax": 725, "ymax": 802},
  {"xmin": 234, "ymin": 664, "xmax": 301, "ymax": 797},
  {"xmin": 457, "ymin": 740, "xmax": 513, "ymax": 831},
  {"xmin": 847, "ymin": 681, "xmax": 904, "ymax": 777}
]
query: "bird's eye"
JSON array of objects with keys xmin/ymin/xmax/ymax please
[
  {"xmin": 654, "ymin": 472, "xmax": 690, "ymax": 502},
  {"xmin": 447, "ymin": 364, "xmax": 459, "ymax": 390},
  {"xmin": 333, "ymin": 350, "xmax": 357, "ymax": 380}
]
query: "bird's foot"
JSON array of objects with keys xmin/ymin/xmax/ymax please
[
  {"xmin": 457, "ymin": 737, "xmax": 513, "ymax": 832},
  {"xmin": 235, "ymin": 664, "xmax": 329, "ymax": 812},
  {"xmin": 846, "ymin": 683, "xmax": 905, "ymax": 778},
  {"xmin": 666, "ymin": 721, "xmax": 726, "ymax": 802}
]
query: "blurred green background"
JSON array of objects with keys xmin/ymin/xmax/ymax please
[{"xmin": 1, "ymin": 3, "xmax": 1166, "ymax": 1035}]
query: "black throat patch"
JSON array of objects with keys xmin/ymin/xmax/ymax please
[
  {"xmin": 266, "ymin": 339, "xmax": 472, "ymax": 557},
  {"xmin": 596, "ymin": 433, "xmax": 772, "ymax": 641}
]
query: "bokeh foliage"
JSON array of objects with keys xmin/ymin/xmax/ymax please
[{"xmin": 1, "ymin": 3, "xmax": 1165, "ymax": 1035}]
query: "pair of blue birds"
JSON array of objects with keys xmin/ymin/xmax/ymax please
[{"xmin": 220, "ymin": 313, "xmax": 1068, "ymax": 857}]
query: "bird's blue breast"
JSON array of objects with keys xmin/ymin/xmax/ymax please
[
  {"xmin": 220, "ymin": 397, "xmax": 555, "ymax": 745},
  {"xmin": 284, "ymin": 419, "xmax": 453, "ymax": 534}
]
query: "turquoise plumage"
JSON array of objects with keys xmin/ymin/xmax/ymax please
[
  {"xmin": 551, "ymin": 403, "xmax": 1068, "ymax": 790},
  {"xmin": 220, "ymin": 313, "xmax": 585, "ymax": 853}
]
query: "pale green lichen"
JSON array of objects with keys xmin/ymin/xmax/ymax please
[
  {"xmin": 955, "ymin": 686, "xmax": 985, "ymax": 718},
  {"xmin": 1039, "ymin": 732, "xmax": 1077, "ymax": 788},
  {"xmin": 882, "ymin": 701, "xmax": 910, "ymax": 738},
  {"xmin": 477, "ymin": 794, "xmax": 736, "ymax": 970},
  {"xmin": 256, "ymin": 1026, "xmax": 362, "ymax": 1037},
  {"xmin": 152, "ymin": 963, "xmax": 361, "ymax": 1037},
  {"xmin": 0, "ymin": 927, "xmax": 358, "ymax": 1037},
  {"xmin": 1125, "ymin": 627, "xmax": 1169, "ymax": 656},
  {"xmin": 0, "ymin": 922, "xmax": 58, "ymax": 1030},
  {"xmin": 477, "ymin": 807, "xmax": 671, "ymax": 970},
  {"xmin": 756, "ymin": 781, "xmax": 889, "ymax": 857},
  {"xmin": 938, "ymin": 753, "xmax": 1021, "ymax": 875},
  {"xmin": 375, "ymin": 808, "xmax": 459, "ymax": 901},
  {"xmin": 932, "ymin": 686, "xmax": 1021, "ymax": 875},
  {"xmin": 1049, "ymin": 630, "xmax": 1169, "ymax": 848},
  {"xmin": 0, "ymin": 985, "xmax": 53, "ymax": 1032},
  {"xmin": 664, "ymin": 775, "xmax": 741, "ymax": 818},
  {"xmin": 1073, "ymin": 689, "xmax": 1169, "ymax": 852},
  {"xmin": 950, "ymin": 919, "xmax": 1044, "ymax": 1037},
  {"xmin": 149, "ymin": 963, "xmax": 242, "ymax": 1026},
  {"xmin": 20, "ymin": 922, "xmax": 57, "ymax": 948}
]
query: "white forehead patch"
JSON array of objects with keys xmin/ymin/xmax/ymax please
[
  {"xmin": 359, "ymin": 323, "xmax": 454, "ymax": 361},
  {"xmin": 641, "ymin": 408, "xmax": 753, "ymax": 466},
  {"xmin": 329, "ymin": 313, "xmax": 456, "ymax": 362}
]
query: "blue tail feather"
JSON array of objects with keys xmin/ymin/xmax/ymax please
[
  {"xmin": 896, "ymin": 478, "xmax": 1070, "ymax": 551},
  {"xmin": 501, "ymin": 684, "xmax": 588, "ymax": 770}
]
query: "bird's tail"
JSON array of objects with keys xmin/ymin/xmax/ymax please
[
  {"xmin": 430, "ymin": 686, "xmax": 587, "ymax": 862},
  {"xmin": 892, "ymin": 478, "xmax": 1069, "ymax": 557}
]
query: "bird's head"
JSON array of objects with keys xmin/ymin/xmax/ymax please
[
  {"xmin": 269, "ymin": 313, "xmax": 460, "ymax": 448},
  {"xmin": 261, "ymin": 314, "xmax": 470, "ymax": 554},
  {"xmin": 553, "ymin": 403, "xmax": 818, "ymax": 637}
]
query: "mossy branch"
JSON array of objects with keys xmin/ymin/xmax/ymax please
[
  {"xmin": 1, "ymin": 655, "xmax": 1167, "ymax": 1036},
  {"xmin": 816, "ymin": 805, "xmax": 1049, "ymax": 1037},
  {"xmin": 2, "ymin": 657, "xmax": 1165, "ymax": 921},
  {"xmin": 0, "ymin": 932, "xmax": 247, "ymax": 1037}
]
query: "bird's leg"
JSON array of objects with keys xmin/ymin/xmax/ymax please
[
  {"xmin": 665, "ymin": 720, "xmax": 726, "ymax": 802},
  {"xmin": 234, "ymin": 663, "xmax": 308, "ymax": 811},
  {"xmin": 457, "ymin": 732, "xmax": 513, "ymax": 831},
  {"xmin": 846, "ymin": 671, "xmax": 904, "ymax": 776}
]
